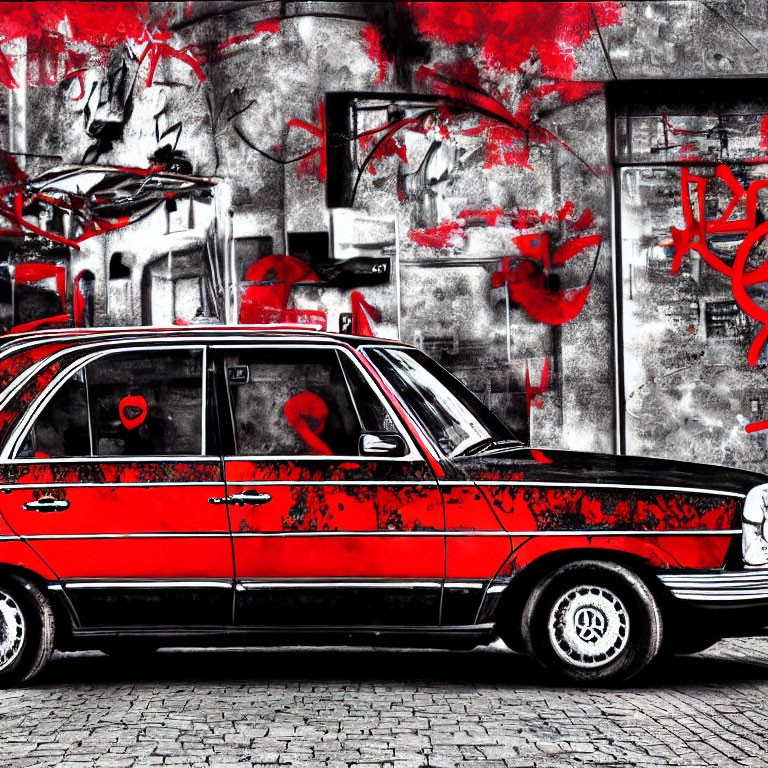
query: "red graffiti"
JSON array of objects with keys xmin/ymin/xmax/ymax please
[
  {"xmin": 408, "ymin": 202, "xmax": 596, "ymax": 250},
  {"xmin": 407, "ymin": 2, "xmax": 622, "ymax": 80},
  {"xmin": 218, "ymin": 18, "xmax": 281, "ymax": 50},
  {"xmin": 14, "ymin": 264, "xmax": 66, "ymax": 312},
  {"xmin": 358, "ymin": 134, "xmax": 407, "ymax": 176},
  {"xmin": 494, "ymin": 259, "xmax": 591, "ymax": 325},
  {"xmin": 408, "ymin": 220, "xmax": 465, "ymax": 249},
  {"xmin": 239, "ymin": 254, "xmax": 325, "ymax": 328},
  {"xmin": 0, "ymin": 3, "xmax": 203, "ymax": 89},
  {"xmin": 350, "ymin": 292, "xmax": 380, "ymax": 337},
  {"xmin": 283, "ymin": 391, "xmax": 331, "ymax": 455},
  {"xmin": 287, "ymin": 101, "xmax": 327, "ymax": 181},
  {"xmin": 525, "ymin": 358, "xmax": 550, "ymax": 416},
  {"xmin": 407, "ymin": 2, "xmax": 620, "ymax": 173},
  {"xmin": 119, "ymin": 395, "xmax": 147, "ymax": 431},
  {"xmin": 361, "ymin": 24, "xmax": 389, "ymax": 85},
  {"xmin": 670, "ymin": 164, "xmax": 768, "ymax": 432}
]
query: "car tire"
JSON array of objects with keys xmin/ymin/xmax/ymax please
[
  {"xmin": 522, "ymin": 560, "xmax": 663, "ymax": 684},
  {"xmin": 0, "ymin": 576, "xmax": 55, "ymax": 687}
]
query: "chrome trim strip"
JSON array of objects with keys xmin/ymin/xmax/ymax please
[
  {"xmin": 0, "ymin": 535, "xmax": 20, "ymax": 542},
  {"xmin": 443, "ymin": 581, "xmax": 486, "ymax": 589},
  {"xmin": 0, "ymin": 482, "xmax": 225, "ymax": 489},
  {"xmin": 63, "ymin": 580, "xmax": 234, "ymax": 590},
  {"xmin": 486, "ymin": 585, "xmax": 506, "ymax": 594},
  {"xmin": 24, "ymin": 532, "xmax": 232, "ymax": 540},
  {"xmin": 17, "ymin": 529, "xmax": 739, "ymax": 541},
  {"xmin": 5, "ymin": 344, "xmax": 209, "ymax": 460},
  {"xmin": 2, "ymin": 456, "xmax": 219, "ymax": 464},
  {"xmin": 659, "ymin": 570, "xmax": 768, "ymax": 601},
  {"xmin": 467, "ymin": 481, "xmax": 744, "ymax": 498},
  {"xmin": 236, "ymin": 580, "xmax": 442, "ymax": 589}
]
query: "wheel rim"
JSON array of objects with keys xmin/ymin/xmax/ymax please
[
  {"xmin": 548, "ymin": 584, "xmax": 629, "ymax": 669},
  {"xmin": 0, "ymin": 589, "xmax": 25, "ymax": 671}
]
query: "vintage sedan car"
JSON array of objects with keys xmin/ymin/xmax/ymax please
[{"xmin": 0, "ymin": 325, "xmax": 764, "ymax": 686}]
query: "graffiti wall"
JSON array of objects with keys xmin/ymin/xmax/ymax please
[{"xmin": 3, "ymin": 1, "xmax": 768, "ymax": 468}]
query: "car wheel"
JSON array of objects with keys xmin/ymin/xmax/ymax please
[
  {"xmin": 0, "ymin": 576, "xmax": 55, "ymax": 687},
  {"xmin": 522, "ymin": 560, "xmax": 663, "ymax": 684}
]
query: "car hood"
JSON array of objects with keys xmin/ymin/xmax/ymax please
[{"xmin": 450, "ymin": 446, "xmax": 766, "ymax": 496}]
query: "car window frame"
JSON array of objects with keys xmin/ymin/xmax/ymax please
[
  {"xmin": 210, "ymin": 342, "xmax": 422, "ymax": 462},
  {"xmin": 5, "ymin": 344, "xmax": 210, "ymax": 461}
]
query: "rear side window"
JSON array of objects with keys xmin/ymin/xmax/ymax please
[
  {"xmin": 222, "ymin": 348, "xmax": 393, "ymax": 456},
  {"xmin": 17, "ymin": 348, "xmax": 203, "ymax": 458}
]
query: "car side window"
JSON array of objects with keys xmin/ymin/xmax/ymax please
[
  {"xmin": 18, "ymin": 348, "xmax": 203, "ymax": 458},
  {"xmin": 223, "ymin": 347, "xmax": 391, "ymax": 456},
  {"xmin": 21, "ymin": 368, "xmax": 90, "ymax": 458}
]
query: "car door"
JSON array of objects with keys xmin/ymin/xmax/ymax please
[
  {"xmin": 0, "ymin": 344, "xmax": 234, "ymax": 628},
  {"xmin": 212, "ymin": 342, "xmax": 446, "ymax": 628}
]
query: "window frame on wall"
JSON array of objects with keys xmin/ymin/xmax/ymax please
[
  {"xmin": 8, "ymin": 344, "xmax": 209, "ymax": 460},
  {"xmin": 608, "ymin": 79, "xmax": 768, "ymax": 455}
]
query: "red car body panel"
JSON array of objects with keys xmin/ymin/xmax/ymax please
[{"xmin": 0, "ymin": 326, "xmax": 759, "ymax": 642}]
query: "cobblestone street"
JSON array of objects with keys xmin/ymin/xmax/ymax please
[{"xmin": 1, "ymin": 639, "xmax": 768, "ymax": 768}]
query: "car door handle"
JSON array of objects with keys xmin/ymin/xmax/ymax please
[
  {"xmin": 208, "ymin": 491, "xmax": 272, "ymax": 506},
  {"xmin": 22, "ymin": 497, "xmax": 70, "ymax": 512}
]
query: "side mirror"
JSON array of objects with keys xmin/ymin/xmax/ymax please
[{"xmin": 359, "ymin": 432, "xmax": 407, "ymax": 457}]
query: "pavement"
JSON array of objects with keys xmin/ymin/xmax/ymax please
[{"xmin": 1, "ymin": 638, "xmax": 768, "ymax": 768}]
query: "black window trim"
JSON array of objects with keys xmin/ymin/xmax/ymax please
[
  {"xmin": 209, "ymin": 342, "xmax": 421, "ymax": 461},
  {"xmin": 6, "ymin": 344, "xmax": 209, "ymax": 461}
]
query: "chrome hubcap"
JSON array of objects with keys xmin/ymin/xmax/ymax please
[
  {"xmin": 0, "ymin": 590, "xmax": 25, "ymax": 671},
  {"xmin": 548, "ymin": 584, "xmax": 629, "ymax": 668}
]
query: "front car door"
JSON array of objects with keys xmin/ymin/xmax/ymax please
[
  {"xmin": 0, "ymin": 343, "xmax": 234, "ymax": 629},
  {"xmin": 213, "ymin": 341, "xmax": 446, "ymax": 629}
]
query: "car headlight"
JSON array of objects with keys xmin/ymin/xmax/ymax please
[{"xmin": 743, "ymin": 484, "xmax": 768, "ymax": 566}]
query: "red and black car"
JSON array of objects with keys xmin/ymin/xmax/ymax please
[{"xmin": 0, "ymin": 325, "xmax": 763, "ymax": 685}]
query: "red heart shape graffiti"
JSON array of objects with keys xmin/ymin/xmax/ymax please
[{"xmin": 119, "ymin": 395, "xmax": 147, "ymax": 430}]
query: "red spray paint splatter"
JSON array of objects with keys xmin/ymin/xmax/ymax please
[
  {"xmin": 287, "ymin": 101, "xmax": 327, "ymax": 181},
  {"xmin": 361, "ymin": 24, "xmax": 389, "ymax": 84},
  {"xmin": 408, "ymin": 220, "xmax": 465, "ymax": 248},
  {"xmin": 119, "ymin": 395, "xmax": 147, "ymax": 430},
  {"xmin": 217, "ymin": 18, "xmax": 281, "ymax": 51},
  {"xmin": 14, "ymin": 263, "xmax": 67, "ymax": 311},
  {"xmin": 284, "ymin": 391, "xmax": 332, "ymax": 455},
  {"xmin": 238, "ymin": 254, "xmax": 324, "ymax": 327},
  {"xmin": 494, "ymin": 259, "xmax": 591, "ymax": 325},
  {"xmin": 407, "ymin": 2, "xmax": 622, "ymax": 80},
  {"xmin": 350, "ymin": 291, "xmax": 381, "ymax": 337},
  {"xmin": 525, "ymin": 358, "xmax": 550, "ymax": 415},
  {"xmin": 0, "ymin": 3, "xmax": 203, "ymax": 89}
]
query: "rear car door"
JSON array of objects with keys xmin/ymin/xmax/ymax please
[
  {"xmin": 0, "ymin": 344, "xmax": 234, "ymax": 628},
  {"xmin": 213, "ymin": 342, "xmax": 446, "ymax": 628}
]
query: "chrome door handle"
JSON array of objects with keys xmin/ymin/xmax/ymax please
[
  {"xmin": 208, "ymin": 491, "xmax": 272, "ymax": 506},
  {"xmin": 22, "ymin": 497, "xmax": 70, "ymax": 512}
]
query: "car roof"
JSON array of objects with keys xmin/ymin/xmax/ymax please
[{"xmin": 0, "ymin": 325, "xmax": 411, "ymax": 360}]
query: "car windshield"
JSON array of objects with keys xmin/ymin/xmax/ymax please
[{"xmin": 364, "ymin": 347, "xmax": 521, "ymax": 457}]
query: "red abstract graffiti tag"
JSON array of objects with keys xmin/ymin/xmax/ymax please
[
  {"xmin": 119, "ymin": 395, "xmax": 148, "ymax": 430},
  {"xmin": 283, "ymin": 391, "xmax": 331, "ymax": 455},
  {"xmin": 239, "ymin": 254, "xmax": 326, "ymax": 328},
  {"xmin": 670, "ymin": 164, "xmax": 768, "ymax": 432}
]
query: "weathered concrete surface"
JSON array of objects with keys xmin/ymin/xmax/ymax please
[{"xmin": 1, "ymin": 639, "xmax": 768, "ymax": 767}]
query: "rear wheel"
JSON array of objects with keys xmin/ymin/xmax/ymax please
[
  {"xmin": 522, "ymin": 560, "xmax": 663, "ymax": 684},
  {"xmin": 0, "ymin": 577, "xmax": 54, "ymax": 687}
]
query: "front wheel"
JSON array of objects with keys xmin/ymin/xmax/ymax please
[
  {"xmin": 0, "ymin": 576, "xmax": 55, "ymax": 687},
  {"xmin": 522, "ymin": 560, "xmax": 663, "ymax": 684}
]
